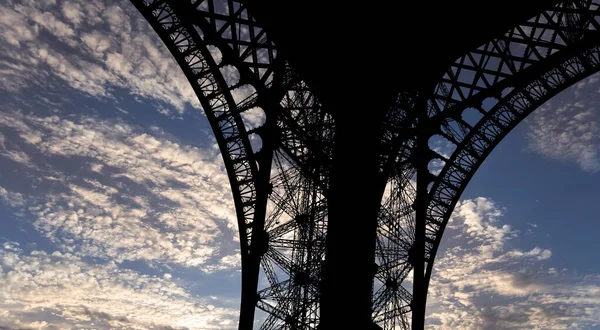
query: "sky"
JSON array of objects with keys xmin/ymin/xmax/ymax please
[{"xmin": 0, "ymin": 0, "xmax": 600, "ymax": 329}]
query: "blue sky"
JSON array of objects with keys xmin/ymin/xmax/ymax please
[{"xmin": 0, "ymin": 0, "xmax": 600, "ymax": 329}]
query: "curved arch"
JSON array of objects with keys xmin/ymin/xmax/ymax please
[
  {"xmin": 130, "ymin": 3, "xmax": 269, "ymax": 326},
  {"xmin": 130, "ymin": 1, "xmax": 334, "ymax": 329},
  {"xmin": 376, "ymin": 1, "xmax": 600, "ymax": 328},
  {"xmin": 429, "ymin": 0, "xmax": 600, "ymax": 120},
  {"xmin": 424, "ymin": 6, "xmax": 600, "ymax": 301},
  {"xmin": 373, "ymin": 169, "xmax": 416, "ymax": 329},
  {"xmin": 131, "ymin": 0, "xmax": 600, "ymax": 329},
  {"xmin": 132, "ymin": 0, "xmax": 262, "ymax": 256}
]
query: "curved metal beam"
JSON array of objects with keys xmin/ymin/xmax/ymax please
[
  {"xmin": 375, "ymin": 1, "xmax": 600, "ymax": 328},
  {"xmin": 130, "ymin": 3, "xmax": 272, "ymax": 326},
  {"xmin": 129, "ymin": 1, "xmax": 600, "ymax": 329},
  {"xmin": 422, "ymin": 0, "xmax": 600, "ymax": 311},
  {"xmin": 130, "ymin": 0, "xmax": 260, "ymax": 255},
  {"xmin": 130, "ymin": 1, "xmax": 334, "ymax": 329}
]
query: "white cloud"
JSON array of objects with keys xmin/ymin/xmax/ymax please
[
  {"xmin": 0, "ymin": 6, "xmax": 39, "ymax": 47},
  {"xmin": 0, "ymin": 0, "xmax": 249, "ymax": 327},
  {"xmin": 61, "ymin": 1, "xmax": 83, "ymax": 26},
  {"xmin": 0, "ymin": 110, "xmax": 239, "ymax": 271},
  {"xmin": 426, "ymin": 197, "xmax": 600, "ymax": 329},
  {"xmin": 81, "ymin": 31, "xmax": 112, "ymax": 56},
  {"xmin": 0, "ymin": 0, "xmax": 200, "ymax": 112},
  {"xmin": 0, "ymin": 243, "xmax": 238, "ymax": 329},
  {"xmin": 0, "ymin": 186, "xmax": 24, "ymax": 207},
  {"xmin": 526, "ymin": 73, "xmax": 600, "ymax": 172},
  {"xmin": 202, "ymin": 253, "xmax": 242, "ymax": 273},
  {"xmin": 90, "ymin": 163, "xmax": 104, "ymax": 173},
  {"xmin": 23, "ymin": 5, "xmax": 76, "ymax": 41},
  {"xmin": 450, "ymin": 198, "xmax": 512, "ymax": 257}
]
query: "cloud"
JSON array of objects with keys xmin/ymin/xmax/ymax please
[
  {"xmin": 0, "ymin": 0, "xmax": 199, "ymax": 112},
  {"xmin": 0, "ymin": 0, "xmax": 247, "ymax": 327},
  {"xmin": 0, "ymin": 109, "xmax": 240, "ymax": 272},
  {"xmin": 0, "ymin": 186, "xmax": 24, "ymax": 207},
  {"xmin": 526, "ymin": 73, "xmax": 600, "ymax": 172},
  {"xmin": 0, "ymin": 6, "xmax": 39, "ymax": 47},
  {"xmin": 0, "ymin": 243, "xmax": 238, "ymax": 329},
  {"xmin": 60, "ymin": 1, "xmax": 83, "ymax": 26},
  {"xmin": 426, "ymin": 197, "xmax": 600, "ymax": 329}
]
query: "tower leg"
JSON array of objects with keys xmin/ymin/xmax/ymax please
[
  {"xmin": 239, "ymin": 261, "xmax": 259, "ymax": 330},
  {"xmin": 320, "ymin": 109, "xmax": 385, "ymax": 330},
  {"xmin": 412, "ymin": 98, "xmax": 429, "ymax": 330}
]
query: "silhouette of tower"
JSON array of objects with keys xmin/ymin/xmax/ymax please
[{"xmin": 130, "ymin": 0, "xmax": 600, "ymax": 329}]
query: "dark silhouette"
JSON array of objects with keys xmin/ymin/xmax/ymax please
[{"xmin": 130, "ymin": 0, "xmax": 600, "ymax": 329}]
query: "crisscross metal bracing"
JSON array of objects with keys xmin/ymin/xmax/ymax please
[{"xmin": 130, "ymin": 0, "xmax": 600, "ymax": 329}]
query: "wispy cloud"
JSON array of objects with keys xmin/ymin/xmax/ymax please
[
  {"xmin": 0, "ymin": 109, "xmax": 240, "ymax": 271},
  {"xmin": 526, "ymin": 73, "xmax": 600, "ymax": 172},
  {"xmin": 427, "ymin": 197, "xmax": 600, "ymax": 329},
  {"xmin": 0, "ymin": 186, "xmax": 24, "ymax": 207},
  {"xmin": 0, "ymin": 0, "xmax": 245, "ymax": 328},
  {"xmin": 0, "ymin": 0, "xmax": 199, "ymax": 112},
  {"xmin": 0, "ymin": 242, "xmax": 238, "ymax": 329}
]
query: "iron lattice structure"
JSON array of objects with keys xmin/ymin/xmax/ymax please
[{"xmin": 130, "ymin": 0, "xmax": 600, "ymax": 329}]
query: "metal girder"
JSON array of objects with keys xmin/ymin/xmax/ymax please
[
  {"xmin": 129, "ymin": 1, "xmax": 333, "ymax": 329},
  {"xmin": 371, "ymin": 1, "xmax": 600, "ymax": 328},
  {"xmin": 130, "ymin": 0, "xmax": 600, "ymax": 329},
  {"xmin": 424, "ymin": 0, "xmax": 600, "ymax": 279},
  {"xmin": 257, "ymin": 149, "xmax": 327, "ymax": 329},
  {"xmin": 410, "ymin": 1, "xmax": 600, "ymax": 325}
]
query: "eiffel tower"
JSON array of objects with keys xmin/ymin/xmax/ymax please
[{"xmin": 129, "ymin": 1, "xmax": 600, "ymax": 329}]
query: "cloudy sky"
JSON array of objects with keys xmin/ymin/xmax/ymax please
[{"xmin": 1, "ymin": 0, "xmax": 600, "ymax": 329}]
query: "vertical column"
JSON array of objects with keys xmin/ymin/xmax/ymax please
[
  {"xmin": 320, "ymin": 105, "xmax": 385, "ymax": 330},
  {"xmin": 238, "ymin": 258, "xmax": 260, "ymax": 330},
  {"xmin": 412, "ymin": 96, "xmax": 429, "ymax": 330},
  {"xmin": 239, "ymin": 122, "xmax": 276, "ymax": 330}
]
